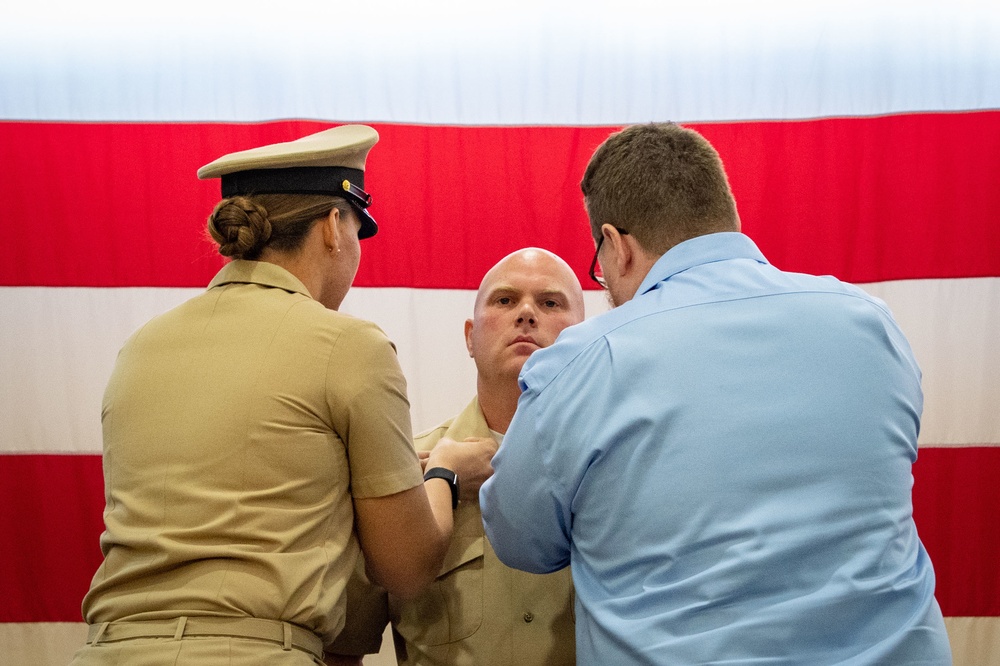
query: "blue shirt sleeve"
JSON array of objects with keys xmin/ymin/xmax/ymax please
[{"xmin": 480, "ymin": 335, "xmax": 612, "ymax": 574}]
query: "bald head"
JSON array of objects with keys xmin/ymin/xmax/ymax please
[
  {"xmin": 474, "ymin": 248, "xmax": 585, "ymax": 315},
  {"xmin": 466, "ymin": 248, "xmax": 585, "ymax": 390}
]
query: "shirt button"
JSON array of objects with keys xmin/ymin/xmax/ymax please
[{"xmin": 523, "ymin": 612, "xmax": 534, "ymax": 623}]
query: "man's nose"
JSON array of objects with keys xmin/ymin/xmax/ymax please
[{"xmin": 516, "ymin": 302, "xmax": 537, "ymax": 326}]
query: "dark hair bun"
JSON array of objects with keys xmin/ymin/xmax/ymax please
[{"xmin": 207, "ymin": 196, "xmax": 273, "ymax": 259}]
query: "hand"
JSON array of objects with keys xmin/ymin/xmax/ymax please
[
  {"xmin": 425, "ymin": 436, "xmax": 498, "ymax": 503},
  {"xmin": 417, "ymin": 449, "xmax": 430, "ymax": 472}
]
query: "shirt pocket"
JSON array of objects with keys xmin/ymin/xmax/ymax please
[{"xmin": 393, "ymin": 535, "xmax": 484, "ymax": 646}]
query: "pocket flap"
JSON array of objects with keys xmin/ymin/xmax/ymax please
[{"xmin": 438, "ymin": 535, "xmax": 484, "ymax": 576}]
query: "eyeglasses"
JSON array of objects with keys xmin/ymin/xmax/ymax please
[{"xmin": 589, "ymin": 228, "xmax": 629, "ymax": 288}]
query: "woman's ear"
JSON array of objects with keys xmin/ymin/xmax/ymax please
[{"xmin": 323, "ymin": 207, "xmax": 341, "ymax": 254}]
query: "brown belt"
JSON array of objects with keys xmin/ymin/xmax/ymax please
[{"xmin": 86, "ymin": 616, "xmax": 324, "ymax": 660}]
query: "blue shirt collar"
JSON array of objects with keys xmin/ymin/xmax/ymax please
[{"xmin": 636, "ymin": 232, "xmax": 769, "ymax": 296}]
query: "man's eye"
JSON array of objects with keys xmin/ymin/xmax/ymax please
[
  {"xmin": 497, "ymin": 297, "xmax": 512, "ymax": 305},
  {"xmin": 544, "ymin": 300, "xmax": 559, "ymax": 308}
]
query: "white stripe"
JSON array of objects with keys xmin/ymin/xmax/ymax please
[
  {"xmin": 6, "ymin": 618, "xmax": 998, "ymax": 665},
  {"xmin": 0, "ymin": 279, "xmax": 995, "ymax": 455},
  {"xmin": 944, "ymin": 617, "xmax": 1000, "ymax": 665},
  {"xmin": 0, "ymin": 287, "xmax": 197, "ymax": 455},
  {"xmin": 0, "ymin": 623, "xmax": 88, "ymax": 666},
  {"xmin": 0, "ymin": 285, "xmax": 606, "ymax": 453},
  {"xmin": 858, "ymin": 277, "xmax": 1000, "ymax": 447},
  {"xmin": 1, "ymin": 1, "xmax": 998, "ymax": 123}
]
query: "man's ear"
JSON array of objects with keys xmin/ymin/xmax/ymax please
[
  {"xmin": 464, "ymin": 319, "xmax": 475, "ymax": 358},
  {"xmin": 603, "ymin": 224, "xmax": 634, "ymax": 280}
]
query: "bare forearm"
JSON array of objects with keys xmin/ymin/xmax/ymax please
[
  {"xmin": 423, "ymin": 475, "xmax": 456, "ymax": 538},
  {"xmin": 354, "ymin": 484, "xmax": 451, "ymax": 600},
  {"xmin": 354, "ymin": 437, "xmax": 496, "ymax": 600}
]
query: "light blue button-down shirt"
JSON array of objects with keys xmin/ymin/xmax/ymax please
[{"xmin": 481, "ymin": 232, "xmax": 951, "ymax": 665}]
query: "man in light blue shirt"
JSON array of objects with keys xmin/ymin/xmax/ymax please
[{"xmin": 480, "ymin": 123, "xmax": 952, "ymax": 665}]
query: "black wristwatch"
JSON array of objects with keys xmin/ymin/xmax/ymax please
[{"xmin": 424, "ymin": 467, "xmax": 459, "ymax": 509}]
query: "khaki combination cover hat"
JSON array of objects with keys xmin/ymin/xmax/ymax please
[{"xmin": 198, "ymin": 124, "xmax": 380, "ymax": 239}]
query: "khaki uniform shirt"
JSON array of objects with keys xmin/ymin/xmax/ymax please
[
  {"xmin": 391, "ymin": 398, "xmax": 576, "ymax": 666},
  {"xmin": 82, "ymin": 260, "xmax": 423, "ymax": 652}
]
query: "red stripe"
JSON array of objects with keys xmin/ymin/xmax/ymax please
[
  {"xmin": 913, "ymin": 446, "xmax": 1000, "ymax": 617},
  {"xmin": 0, "ymin": 447, "xmax": 997, "ymax": 622},
  {"xmin": 2, "ymin": 113, "xmax": 999, "ymax": 289},
  {"xmin": 0, "ymin": 454, "xmax": 105, "ymax": 623}
]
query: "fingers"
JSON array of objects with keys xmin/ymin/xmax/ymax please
[
  {"xmin": 425, "ymin": 436, "xmax": 498, "ymax": 503},
  {"xmin": 417, "ymin": 449, "xmax": 430, "ymax": 472},
  {"xmin": 463, "ymin": 436, "xmax": 499, "ymax": 455}
]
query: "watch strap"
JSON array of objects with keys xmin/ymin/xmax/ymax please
[{"xmin": 423, "ymin": 466, "xmax": 459, "ymax": 509}]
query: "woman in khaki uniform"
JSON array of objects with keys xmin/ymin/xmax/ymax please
[{"xmin": 70, "ymin": 126, "xmax": 493, "ymax": 665}]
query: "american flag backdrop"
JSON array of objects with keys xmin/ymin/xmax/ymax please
[{"xmin": 1, "ymin": 2, "xmax": 998, "ymax": 664}]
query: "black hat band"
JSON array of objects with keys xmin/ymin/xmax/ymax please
[
  {"xmin": 220, "ymin": 166, "xmax": 377, "ymax": 239},
  {"xmin": 221, "ymin": 167, "xmax": 366, "ymax": 202}
]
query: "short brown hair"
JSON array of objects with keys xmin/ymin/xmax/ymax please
[
  {"xmin": 580, "ymin": 123, "xmax": 739, "ymax": 255},
  {"xmin": 207, "ymin": 194, "xmax": 351, "ymax": 260}
]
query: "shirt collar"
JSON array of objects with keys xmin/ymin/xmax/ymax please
[
  {"xmin": 207, "ymin": 259, "xmax": 314, "ymax": 299},
  {"xmin": 635, "ymin": 232, "xmax": 769, "ymax": 296}
]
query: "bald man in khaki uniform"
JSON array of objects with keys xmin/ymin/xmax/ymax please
[{"xmin": 390, "ymin": 248, "xmax": 583, "ymax": 666}]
